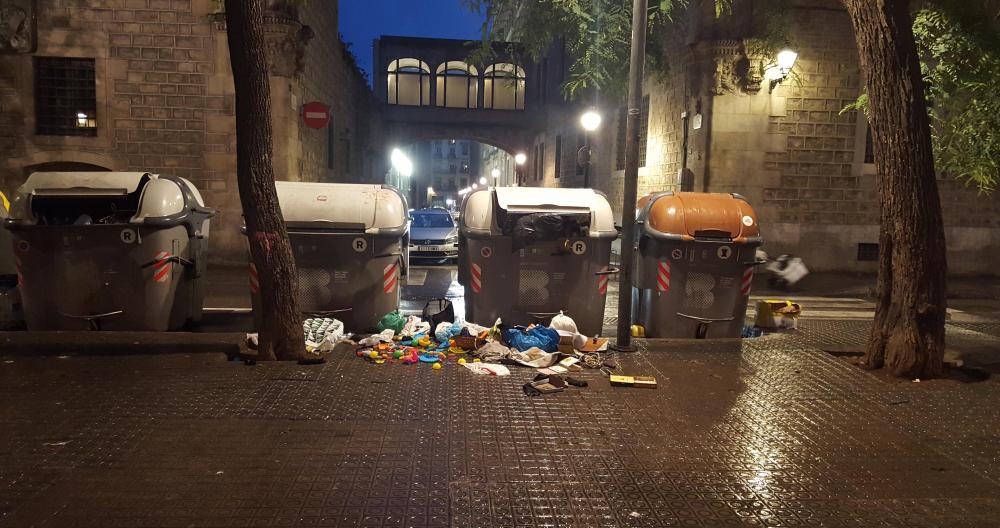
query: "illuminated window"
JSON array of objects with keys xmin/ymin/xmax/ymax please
[
  {"xmin": 484, "ymin": 63, "xmax": 525, "ymax": 110},
  {"xmin": 436, "ymin": 61, "xmax": 478, "ymax": 108},
  {"xmin": 387, "ymin": 58, "xmax": 431, "ymax": 106}
]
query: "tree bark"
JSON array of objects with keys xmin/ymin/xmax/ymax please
[
  {"xmin": 843, "ymin": 0, "xmax": 947, "ymax": 378},
  {"xmin": 224, "ymin": 0, "xmax": 305, "ymax": 361}
]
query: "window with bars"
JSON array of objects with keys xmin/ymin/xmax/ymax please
[
  {"xmin": 35, "ymin": 57, "xmax": 97, "ymax": 137},
  {"xmin": 554, "ymin": 134, "xmax": 562, "ymax": 179}
]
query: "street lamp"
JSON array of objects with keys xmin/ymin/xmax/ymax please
[
  {"xmin": 478, "ymin": 176, "xmax": 487, "ymax": 185},
  {"xmin": 767, "ymin": 49, "xmax": 798, "ymax": 92},
  {"xmin": 580, "ymin": 110, "xmax": 602, "ymax": 132},
  {"xmin": 490, "ymin": 168, "xmax": 501, "ymax": 186},
  {"xmin": 514, "ymin": 153, "xmax": 527, "ymax": 165},
  {"xmin": 390, "ymin": 148, "xmax": 413, "ymax": 177},
  {"xmin": 579, "ymin": 109, "xmax": 602, "ymax": 188}
]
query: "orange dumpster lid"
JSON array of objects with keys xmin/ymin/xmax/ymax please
[{"xmin": 643, "ymin": 192, "xmax": 760, "ymax": 241}]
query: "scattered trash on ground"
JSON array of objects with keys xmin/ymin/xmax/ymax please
[
  {"xmin": 609, "ymin": 375, "xmax": 658, "ymax": 389},
  {"xmin": 754, "ymin": 300, "xmax": 801, "ymax": 330}
]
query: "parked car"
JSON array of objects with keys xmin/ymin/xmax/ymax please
[{"xmin": 409, "ymin": 207, "xmax": 459, "ymax": 262}]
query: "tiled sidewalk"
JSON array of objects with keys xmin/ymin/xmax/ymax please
[{"xmin": 1, "ymin": 321, "xmax": 999, "ymax": 527}]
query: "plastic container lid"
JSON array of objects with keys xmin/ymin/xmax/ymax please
[
  {"xmin": 640, "ymin": 192, "xmax": 760, "ymax": 242},
  {"xmin": 274, "ymin": 182, "xmax": 408, "ymax": 234}
]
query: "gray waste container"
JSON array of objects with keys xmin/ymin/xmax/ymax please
[
  {"xmin": 246, "ymin": 182, "xmax": 409, "ymax": 333},
  {"xmin": 635, "ymin": 192, "xmax": 763, "ymax": 338},
  {"xmin": 458, "ymin": 187, "xmax": 617, "ymax": 335},
  {"xmin": 3, "ymin": 172, "xmax": 214, "ymax": 331}
]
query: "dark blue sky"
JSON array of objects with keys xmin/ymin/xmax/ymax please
[{"xmin": 340, "ymin": 0, "xmax": 487, "ymax": 84}]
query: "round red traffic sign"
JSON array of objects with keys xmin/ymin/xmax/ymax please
[{"xmin": 301, "ymin": 101, "xmax": 330, "ymax": 129}]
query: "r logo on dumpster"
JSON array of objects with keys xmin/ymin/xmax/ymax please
[
  {"xmin": 571, "ymin": 240, "xmax": 587, "ymax": 255},
  {"xmin": 120, "ymin": 228, "xmax": 136, "ymax": 244},
  {"xmin": 352, "ymin": 237, "xmax": 367, "ymax": 253}
]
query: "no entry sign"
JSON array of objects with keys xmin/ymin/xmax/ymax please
[{"xmin": 301, "ymin": 101, "xmax": 330, "ymax": 129}]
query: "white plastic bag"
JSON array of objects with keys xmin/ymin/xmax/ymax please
[
  {"xmin": 358, "ymin": 329, "xmax": 395, "ymax": 347},
  {"xmin": 462, "ymin": 362, "xmax": 511, "ymax": 376},
  {"xmin": 401, "ymin": 315, "xmax": 431, "ymax": 338},
  {"xmin": 549, "ymin": 311, "xmax": 578, "ymax": 333}
]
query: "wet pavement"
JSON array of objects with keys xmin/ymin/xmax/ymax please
[{"xmin": 2, "ymin": 319, "xmax": 1000, "ymax": 527}]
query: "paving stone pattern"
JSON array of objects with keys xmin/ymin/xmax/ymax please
[{"xmin": 2, "ymin": 321, "xmax": 1000, "ymax": 527}]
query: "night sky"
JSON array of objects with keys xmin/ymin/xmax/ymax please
[{"xmin": 340, "ymin": 0, "xmax": 487, "ymax": 84}]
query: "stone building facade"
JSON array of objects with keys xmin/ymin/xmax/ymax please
[
  {"xmin": 536, "ymin": 0, "xmax": 999, "ymax": 275},
  {"xmin": 0, "ymin": 0, "xmax": 381, "ymax": 264}
]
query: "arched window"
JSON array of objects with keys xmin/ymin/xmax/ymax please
[
  {"xmin": 387, "ymin": 58, "xmax": 430, "ymax": 106},
  {"xmin": 484, "ymin": 63, "xmax": 525, "ymax": 110},
  {"xmin": 436, "ymin": 61, "xmax": 478, "ymax": 109}
]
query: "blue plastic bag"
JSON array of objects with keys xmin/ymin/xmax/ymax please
[
  {"xmin": 435, "ymin": 322, "xmax": 465, "ymax": 344},
  {"xmin": 504, "ymin": 325, "xmax": 560, "ymax": 353}
]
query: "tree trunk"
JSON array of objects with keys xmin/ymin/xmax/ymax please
[
  {"xmin": 224, "ymin": 0, "xmax": 305, "ymax": 361},
  {"xmin": 843, "ymin": 0, "xmax": 947, "ymax": 378}
]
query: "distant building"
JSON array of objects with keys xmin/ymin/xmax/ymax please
[{"xmin": 0, "ymin": 0, "xmax": 383, "ymax": 264}]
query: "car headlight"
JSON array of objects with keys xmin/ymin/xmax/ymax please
[{"xmin": 445, "ymin": 235, "xmax": 459, "ymax": 245}]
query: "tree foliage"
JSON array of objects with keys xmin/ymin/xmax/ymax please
[
  {"xmin": 464, "ymin": 0, "xmax": 702, "ymax": 99},
  {"xmin": 913, "ymin": 1, "xmax": 1000, "ymax": 192}
]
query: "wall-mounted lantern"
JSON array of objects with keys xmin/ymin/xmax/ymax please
[{"xmin": 766, "ymin": 49, "xmax": 798, "ymax": 92}]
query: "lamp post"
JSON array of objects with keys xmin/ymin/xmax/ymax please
[
  {"xmin": 614, "ymin": 0, "xmax": 648, "ymax": 352},
  {"xmin": 490, "ymin": 167, "xmax": 501, "ymax": 187},
  {"xmin": 580, "ymin": 110, "xmax": 602, "ymax": 188}
]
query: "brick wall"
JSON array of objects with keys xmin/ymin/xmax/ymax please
[{"xmin": 0, "ymin": 0, "xmax": 382, "ymax": 264}]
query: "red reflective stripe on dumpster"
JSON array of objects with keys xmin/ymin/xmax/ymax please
[
  {"xmin": 383, "ymin": 262, "xmax": 398, "ymax": 294},
  {"xmin": 15, "ymin": 256, "xmax": 23, "ymax": 286},
  {"xmin": 248, "ymin": 263, "xmax": 260, "ymax": 294},
  {"xmin": 597, "ymin": 266, "xmax": 609, "ymax": 296},
  {"xmin": 741, "ymin": 267, "xmax": 754, "ymax": 296},
  {"xmin": 153, "ymin": 252, "xmax": 171, "ymax": 283},
  {"xmin": 657, "ymin": 260, "xmax": 670, "ymax": 293},
  {"xmin": 471, "ymin": 263, "xmax": 482, "ymax": 293}
]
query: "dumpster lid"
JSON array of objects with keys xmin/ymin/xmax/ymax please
[
  {"xmin": 479, "ymin": 187, "xmax": 615, "ymax": 236},
  {"xmin": 6, "ymin": 172, "xmax": 214, "ymax": 236},
  {"xmin": 16, "ymin": 171, "xmax": 151, "ymax": 196},
  {"xmin": 642, "ymin": 192, "xmax": 760, "ymax": 241},
  {"xmin": 274, "ymin": 181, "xmax": 408, "ymax": 233}
]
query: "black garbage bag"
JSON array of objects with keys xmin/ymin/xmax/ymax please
[{"xmin": 509, "ymin": 213, "xmax": 566, "ymax": 251}]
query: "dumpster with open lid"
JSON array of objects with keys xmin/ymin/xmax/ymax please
[
  {"xmin": 246, "ymin": 182, "xmax": 409, "ymax": 332},
  {"xmin": 3, "ymin": 172, "xmax": 214, "ymax": 331},
  {"xmin": 458, "ymin": 187, "xmax": 617, "ymax": 335},
  {"xmin": 635, "ymin": 191, "xmax": 763, "ymax": 338}
]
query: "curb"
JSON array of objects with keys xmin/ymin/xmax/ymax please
[{"xmin": 0, "ymin": 331, "xmax": 245, "ymax": 357}]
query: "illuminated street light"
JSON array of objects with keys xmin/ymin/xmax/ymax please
[
  {"xmin": 767, "ymin": 49, "xmax": 798, "ymax": 91},
  {"xmin": 390, "ymin": 148, "xmax": 413, "ymax": 177},
  {"xmin": 580, "ymin": 110, "xmax": 602, "ymax": 132},
  {"xmin": 491, "ymin": 168, "xmax": 500, "ymax": 179},
  {"xmin": 514, "ymin": 153, "xmax": 527, "ymax": 165},
  {"xmin": 446, "ymin": 198, "xmax": 455, "ymax": 205},
  {"xmin": 427, "ymin": 186, "xmax": 435, "ymax": 194},
  {"xmin": 472, "ymin": 183, "xmax": 478, "ymax": 189},
  {"xmin": 478, "ymin": 176, "xmax": 487, "ymax": 185},
  {"xmin": 777, "ymin": 49, "xmax": 798, "ymax": 71}
]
